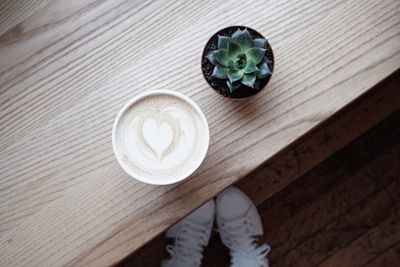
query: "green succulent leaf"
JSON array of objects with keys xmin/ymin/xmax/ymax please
[
  {"xmin": 228, "ymin": 41, "xmax": 241, "ymax": 57},
  {"xmin": 214, "ymin": 49, "xmax": 230, "ymax": 67},
  {"xmin": 232, "ymin": 29, "xmax": 253, "ymax": 50},
  {"xmin": 226, "ymin": 80, "xmax": 241, "ymax": 93},
  {"xmin": 243, "ymin": 60, "xmax": 258, "ymax": 73},
  {"xmin": 241, "ymin": 73, "xmax": 256, "ymax": 88},
  {"xmin": 245, "ymin": 47, "xmax": 266, "ymax": 65},
  {"xmin": 227, "ymin": 69, "xmax": 244, "ymax": 83},
  {"xmin": 206, "ymin": 51, "xmax": 218, "ymax": 65},
  {"xmin": 228, "ymin": 60, "xmax": 239, "ymax": 71},
  {"xmin": 256, "ymin": 62, "xmax": 272, "ymax": 79},
  {"xmin": 217, "ymin": 35, "xmax": 230, "ymax": 49},
  {"xmin": 253, "ymin": 38, "xmax": 266, "ymax": 48},
  {"xmin": 211, "ymin": 65, "xmax": 228, "ymax": 79}
]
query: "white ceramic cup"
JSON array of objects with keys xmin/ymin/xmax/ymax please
[{"xmin": 112, "ymin": 90, "xmax": 210, "ymax": 185}]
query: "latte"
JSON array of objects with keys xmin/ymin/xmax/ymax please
[{"xmin": 112, "ymin": 90, "xmax": 209, "ymax": 184}]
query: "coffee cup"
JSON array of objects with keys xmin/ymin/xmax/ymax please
[{"xmin": 112, "ymin": 90, "xmax": 210, "ymax": 185}]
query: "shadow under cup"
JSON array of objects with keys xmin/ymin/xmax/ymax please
[{"xmin": 112, "ymin": 90, "xmax": 210, "ymax": 185}]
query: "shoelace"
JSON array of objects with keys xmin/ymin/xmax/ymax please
[
  {"xmin": 221, "ymin": 216, "xmax": 271, "ymax": 267},
  {"xmin": 166, "ymin": 220, "xmax": 209, "ymax": 266}
]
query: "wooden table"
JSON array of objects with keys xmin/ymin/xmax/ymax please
[{"xmin": 0, "ymin": 0, "xmax": 399, "ymax": 266}]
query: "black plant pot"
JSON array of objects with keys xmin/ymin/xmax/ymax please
[{"xmin": 201, "ymin": 26, "xmax": 274, "ymax": 99}]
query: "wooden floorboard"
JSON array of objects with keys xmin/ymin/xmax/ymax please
[
  {"xmin": 119, "ymin": 73, "xmax": 400, "ymax": 267},
  {"xmin": 318, "ymin": 211, "xmax": 400, "ymax": 267},
  {"xmin": 368, "ymin": 241, "xmax": 400, "ymax": 267},
  {"xmin": 273, "ymin": 157, "xmax": 400, "ymax": 267},
  {"xmin": 201, "ymin": 110, "xmax": 400, "ymax": 267},
  {"xmin": 236, "ymin": 70, "xmax": 400, "ymax": 207}
]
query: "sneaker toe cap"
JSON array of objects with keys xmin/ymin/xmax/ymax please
[{"xmin": 216, "ymin": 187, "xmax": 252, "ymax": 220}]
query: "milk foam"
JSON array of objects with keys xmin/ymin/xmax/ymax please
[{"xmin": 114, "ymin": 93, "xmax": 208, "ymax": 183}]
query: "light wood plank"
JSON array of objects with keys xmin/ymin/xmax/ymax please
[
  {"xmin": 237, "ymin": 72, "xmax": 400, "ymax": 206},
  {"xmin": 199, "ymin": 109, "xmax": 400, "ymax": 267},
  {"xmin": 0, "ymin": 0, "xmax": 400, "ymax": 266},
  {"xmin": 0, "ymin": 0, "xmax": 53, "ymax": 35},
  {"xmin": 120, "ymin": 71, "xmax": 400, "ymax": 267},
  {"xmin": 261, "ymin": 111, "xmax": 400, "ymax": 265}
]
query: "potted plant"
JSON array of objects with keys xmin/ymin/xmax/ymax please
[{"xmin": 201, "ymin": 26, "xmax": 274, "ymax": 99}]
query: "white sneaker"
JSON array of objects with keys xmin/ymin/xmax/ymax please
[
  {"xmin": 216, "ymin": 187, "xmax": 271, "ymax": 267},
  {"xmin": 161, "ymin": 200, "xmax": 215, "ymax": 267}
]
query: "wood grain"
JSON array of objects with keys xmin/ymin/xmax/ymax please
[
  {"xmin": 319, "ymin": 212, "xmax": 400, "ymax": 267},
  {"xmin": 369, "ymin": 241, "xmax": 400, "ymax": 267},
  {"xmin": 0, "ymin": 0, "xmax": 53, "ymax": 35},
  {"xmin": 200, "ymin": 109, "xmax": 400, "ymax": 267},
  {"xmin": 1, "ymin": 0, "xmax": 400, "ymax": 266},
  {"xmin": 272, "ymin": 137, "xmax": 400, "ymax": 266},
  {"xmin": 120, "ymin": 70, "xmax": 400, "ymax": 267},
  {"xmin": 237, "ymin": 71, "xmax": 400, "ymax": 207}
]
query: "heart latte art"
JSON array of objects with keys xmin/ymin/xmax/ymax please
[{"xmin": 113, "ymin": 93, "xmax": 209, "ymax": 184}]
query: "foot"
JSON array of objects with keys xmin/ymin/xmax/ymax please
[
  {"xmin": 161, "ymin": 200, "xmax": 215, "ymax": 267},
  {"xmin": 216, "ymin": 187, "xmax": 271, "ymax": 267}
]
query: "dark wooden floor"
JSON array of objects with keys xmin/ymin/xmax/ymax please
[
  {"xmin": 201, "ymin": 111, "xmax": 400, "ymax": 267},
  {"xmin": 119, "ymin": 72, "xmax": 400, "ymax": 267}
]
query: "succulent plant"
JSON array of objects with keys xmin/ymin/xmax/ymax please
[{"xmin": 206, "ymin": 28, "xmax": 272, "ymax": 93}]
